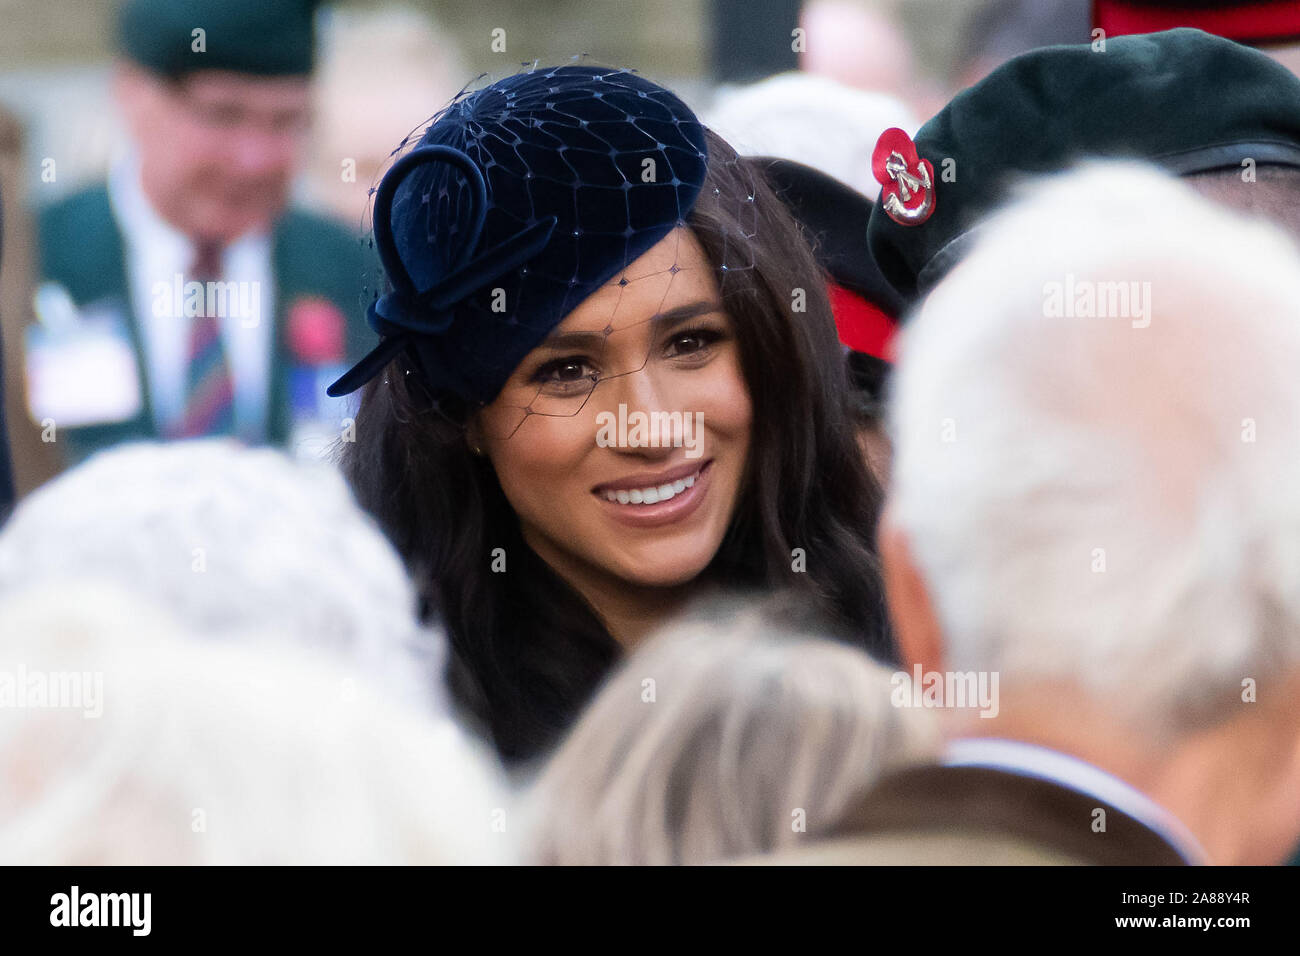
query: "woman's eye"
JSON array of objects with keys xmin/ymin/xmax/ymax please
[
  {"xmin": 666, "ymin": 328, "xmax": 722, "ymax": 357},
  {"xmin": 533, "ymin": 358, "xmax": 596, "ymax": 385}
]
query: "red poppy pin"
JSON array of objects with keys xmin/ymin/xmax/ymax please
[
  {"xmin": 287, "ymin": 296, "xmax": 346, "ymax": 365},
  {"xmin": 872, "ymin": 127, "xmax": 936, "ymax": 227}
]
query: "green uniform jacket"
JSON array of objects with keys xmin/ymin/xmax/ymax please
[{"xmin": 35, "ymin": 184, "xmax": 375, "ymax": 465}]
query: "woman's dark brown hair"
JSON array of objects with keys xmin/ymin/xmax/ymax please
[{"xmin": 341, "ymin": 129, "xmax": 892, "ymax": 765}]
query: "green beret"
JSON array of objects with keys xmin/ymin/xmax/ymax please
[
  {"xmin": 118, "ymin": 0, "xmax": 318, "ymax": 78},
  {"xmin": 868, "ymin": 28, "xmax": 1300, "ymax": 303}
]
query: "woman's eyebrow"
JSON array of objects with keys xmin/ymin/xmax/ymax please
[{"xmin": 537, "ymin": 300, "xmax": 725, "ymax": 350}]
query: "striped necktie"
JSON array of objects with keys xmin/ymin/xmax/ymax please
[{"xmin": 171, "ymin": 239, "xmax": 235, "ymax": 438}]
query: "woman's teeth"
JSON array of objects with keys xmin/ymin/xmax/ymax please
[{"xmin": 602, "ymin": 473, "xmax": 697, "ymax": 505}]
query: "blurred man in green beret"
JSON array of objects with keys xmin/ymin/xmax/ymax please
[
  {"xmin": 867, "ymin": 28, "xmax": 1300, "ymax": 306},
  {"xmin": 31, "ymin": 0, "xmax": 371, "ymax": 467}
]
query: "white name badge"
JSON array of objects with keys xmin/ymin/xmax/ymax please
[{"xmin": 25, "ymin": 296, "xmax": 143, "ymax": 428}]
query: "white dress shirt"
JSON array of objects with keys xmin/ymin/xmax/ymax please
[
  {"xmin": 944, "ymin": 737, "xmax": 1209, "ymax": 864},
  {"xmin": 107, "ymin": 158, "xmax": 276, "ymax": 439}
]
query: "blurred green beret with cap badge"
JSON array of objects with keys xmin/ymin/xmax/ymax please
[
  {"xmin": 867, "ymin": 27, "xmax": 1300, "ymax": 305},
  {"xmin": 118, "ymin": 0, "xmax": 320, "ymax": 78}
]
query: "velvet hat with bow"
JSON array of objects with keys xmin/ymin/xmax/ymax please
[{"xmin": 328, "ymin": 65, "xmax": 711, "ymax": 406}]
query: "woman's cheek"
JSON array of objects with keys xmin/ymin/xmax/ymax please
[
  {"xmin": 490, "ymin": 413, "xmax": 598, "ymax": 517},
  {"xmin": 695, "ymin": 355, "xmax": 753, "ymax": 438}
]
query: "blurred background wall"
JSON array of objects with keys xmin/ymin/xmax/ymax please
[{"xmin": 0, "ymin": 0, "xmax": 991, "ymax": 204}]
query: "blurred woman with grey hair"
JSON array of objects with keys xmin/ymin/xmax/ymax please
[
  {"xmin": 523, "ymin": 599, "xmax": 939, "ymax": 865},
  {"xmin": 0, "ymin": 440, "xmax": 446, "ymax": 715},
  {"xmin": 0, "ymin": 581, "xmax": 510, "ymax": 865}
]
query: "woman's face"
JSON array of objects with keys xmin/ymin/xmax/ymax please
[{"xmin": 476, "ymin": 228, "xmax": 753, "ymax": 590}]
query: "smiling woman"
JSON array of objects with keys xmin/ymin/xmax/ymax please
[
  {"xmin": 474, "ymin": 228, "xmax": 752, "ymax": 618},
  {"xmin": 334, "ymin": 64, "xmax": 892, "ymax": 764}
]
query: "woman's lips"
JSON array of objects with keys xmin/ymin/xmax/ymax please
[
  {"xmin": 592, "ymin": 460, "xmax": 712, "ymax": 529},
  {"xmin": 592, "ymin": 459, "xmax": 709, "ymax": 494}
]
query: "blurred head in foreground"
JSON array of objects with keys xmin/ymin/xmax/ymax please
[
  {"xmin": 0, "ymin": 582, "xmax": 509, "ymax": 864},
  {"xmin": 881, "ymin": 162, "xmax": 1300, "ymax": 864},
  {"xmin": 525, "ymin": 598, "xmax": 938, "ymax": 865},
  {"xmin": 0, "ymin": 440, "xmax": 445, "ymax": 713}
]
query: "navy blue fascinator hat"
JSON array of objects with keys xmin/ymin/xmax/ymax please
[{"xmin": 328, "ymin": 65, "xmax": 711, "ymax": 405}]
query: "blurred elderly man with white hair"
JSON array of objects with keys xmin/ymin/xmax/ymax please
[
  {"xmin": 776, "ymin": 162, "xmax": 1300, "ymax": 866},
  {"xmin": 0, "ymin": 440, "xmax": 445, "ymax": 715},
  {"xmin": 0, "ymin": 582, "xmax": 510, "ymax": 864}
]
